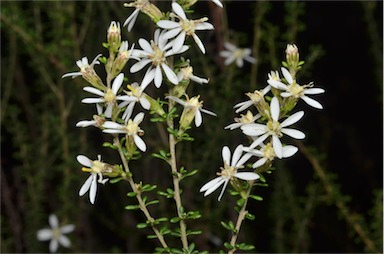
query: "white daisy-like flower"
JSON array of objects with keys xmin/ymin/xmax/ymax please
[
  {"xmin": 62, "ymin": 54, "xmax": 101, "ymax": 79},
  {"xmin": 233, "ymin": 85, "xmax": 271, "ymax": 113},
  {"xmin": 225, "ymin": 111, "xmax": 260, "ymax": 130},
  {"xmin": 130, "ymin": 29, "xmax": 189, "ymax": 88},
  {"xmin": 243, "ymin": 142, "xmax": 298, "ymax": 169},
  {"xmin": 219, "ymin": 42, "xmax": 256, "ymax": 67},
  {"xmin": 123, "ymin": 0, "xmax": 149, "ymax": 32},
  {"xmin": 102, "ymin": 112, "xmax": 146, "ymax": 152},
  {"xmin": 177, "ymin": 66, "xmax": 208, "ymax": 84},
  {"xmin": 241, "ymin": 97, "xmax": 305, "ymax": 159},
  {"xmin": 37, "ymin": 214, "xmax": 75, "ymax": 253},
  {"xmin": 157, "ymin": 2, "xmax": 214, "ymax": 54},
  {"xmin": 78, "ymin": 155, "xmax": 109, "ymax": 204},
  {"xmin": 118, "ymin": 82, "xmax": 151, "ymax": 122},
  {"xmin": 211, "ymin": 0, "xmax": 223, "ymax": 8},
  {"xmin": 200, "ymin": 145, "xmax": 259, "ymax": 201},
  {"xmin": 81, "ymin": 73, "xmax": 127, "ymax": 118},
  {"xmin": 267, "ymin": 67, "xmax": 325, "ymax": 109},
  {"xmin": 167, "ymin": 95, "xmax": 216, "ymax": 127}
]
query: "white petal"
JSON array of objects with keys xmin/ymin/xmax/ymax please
[
  {"xmin": 49, "ymin": 214, "xmax": 59, "ymax": 228},
  {"xmin": 281, "ymin": 111, "xmax": 304, "ymax": 127},
  {"xmin": 37, "ymin": 229, "xmax": 52, "ymax": 241},
  {"xmin": 241, "ymin": 123, "xmax": 267, "ymax": 137},
  {"xmin": 140, "ymin": 97, "xmax": 151, "ymax": 110},
  {"xmin": 231, "ymin": 145, "xmax": 243, "ymax": 167},
  {"xmin": 161, "ymin": 63, "xmax": 178, "ymax": 85},
  {"xmin": 60, "ymin": 224, "xmax": 75, "ymax": 234},
  {"xmin": 192, "ymin": 33, "xmax": 206, "ymax": 54},
  {"xmin": 81, "ymin": 98, "xmax": 105, "ymax": 104},
  {"xmin": 304, "ymin": 88, "xmax": 325, "ymax": 95},
  {"xmin": 103, "ymin": 129, "xmax": 127, "ymax": 134},
  {"xmin": 253, "ymin": 158, "xmax": 268, "ymax": 168},
  {"xmin": 195, "ymin": 22, "xmax": 214, "ymax": 30},
  {"xmin": 195, "ymin": 110, "xmax": 202, "ymax": 127},
  {"xmin": 281, "ymin": 92, "xmax": 292, "ymax": 98},
  {"xmin": 49, "ymin": 239, "xmax": 59, "ymax": 253},
  {"xmin": 89, "ymin": 174, "xmax": 97, "ymax": 204},
  {"xmin": 282, "ymin": 145, "xmax": 298, "ymax": 158},
  {"xmin": 224, "ymin": 42, "xmax": 236, "ymax": 51},
  {"xmin": 301, "ymin": 96, "xmax": 323, "ymax": 109},
  {"xmin": 212, "ymin": 0, "xmax": 223, "ymax": 7},
  {"xmin": 281, "ymin": 67, "xmax": 293, "ymax": 85},
  {"xmin": 281, "ymin": 128, "xmax": 306, "ymax": 139},
  {"xmin": 270, "ymin": 97, "xmax": 280, "ymax": 121},
  {"xmin": 134, "ymin": 135, "xmax": 147, "ymax": 152},
  {"xmin": 217, "ymin": 179, "xmax": 229, "ymax": 201},
  {"xmin": 141, "ymin": 68, "xmax": 156, "ymax": 88},
  {"xmin": 200, "ymin": 177, "xmax": 222, "ymax": 192},
  {"xmin": 130, "ymin": 59, "xmax": 151, "ymax": 73},
  {"xmin": 234, "ymin": 101, "xmax": 253, "ymax": 113},
  {"xmin": 272, "ymin": 136, "xmax": 283, "ymax": 159},
  {"xmin": 267, "ymin": 80, "xmax": 288, "ymax": 90},
  {"xmin": 58, "ymin": 235, "xmax": 71, "ymax": 248},
  {"xmin": 236, "ymin": 57, "xmax": 244, "ymax": 68},
  {"xmin": 102, "ymin": 121, "xmax": 123, "ymax": 129},
  {"xmin": 133, "ymin": 112, "xmax": 145, "ymax": 123},
  {"xmin": 157, "ymin": 20, "xmax": 180, "ymax": 29},
  {"xmin": 76, "ymin": 120, "xmax": 96, "ymax": 127},
  {"xmin": 104, "ymin": 104, "xmax": 113, "ymax": 118},
  {"xmin": 172, "ymin": 32, "xmax": 186, "ymax": 53},
  {"xmin": 172, "ymin": 2, "xmax": 187, "ymax": 20},
  {"xmin": 154, "ymin": 65, "xmax": 163, "ymax": 88},
  {"xmin": 76, "ymin": 155, "xmax": 92, "ymax": 167},
  {"xmin": 112, "ymin": 73, "xmax": 124, "ymax": 95},
  {"xmin": 83, "ymin": 87, "xmax": 105, "ymax": 97},
  {"xmin": 236, "ymin": 153, "xmax": 253, "ymax": 168},
  {"xmin": 61, "ymin": 72, "xmax": 82, "ymax": 79},
  {"xmin": 222, "ymin": 146, "xmax": 231, "ymax": 165},
  {"xmin": 249, "ymin": 133, "xmax": 269, "ymax": 149},
  {"xmin": 79, "ymin": 175, "xmax": 93, "ymax": 196},
  {"xmin": 138, "ymin": 38, "xmax": 153, "ymax": 53},
  {"xmin": 200, "ymin": 108, "xmax": 217, "ymax": 116},
  {"xmin": 234, "ymin": 172, "xmax": 260, "ymax": 181}
]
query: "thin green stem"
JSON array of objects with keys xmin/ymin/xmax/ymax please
[
  {"xmin": 228, "ymin": 181, "xmax": 254, "ymax": 254},
  {"xmin": 115, "ymin": 137, "xmax": 169, "ymax": 251},
  {"xmin": 167, "ymin": 98, "xmax": 189, "ymax": 250}
]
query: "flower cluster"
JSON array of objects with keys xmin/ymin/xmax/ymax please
[
  {"xmin": 201, "ymin": 44, "xmax": 324, "ymax": 200},
  {"xmin": 63, "ymin": 1, "xmax": 219, "ymax": 205}
]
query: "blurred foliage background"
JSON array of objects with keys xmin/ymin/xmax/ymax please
[{"xmin": 1, "ymin": 1, "xmax": 382, "ymax": 253}]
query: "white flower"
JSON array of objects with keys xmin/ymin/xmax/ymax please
[
  {"xmin": 225, "ymin": 111, "xmax": 260, "ymax": 130},
  {"xmin": 200, "ymin": 145, "xmax": 259, "ymax": 201},
  {"xmin": 167, "ymin": 95, "xmax": 216, "ymax": 127},
  {"xmin": 267, "ymin": 67, "xmax": 325, "ymax": 109},
  {"xmin": 122, "ymin": 0, "xmax": 148, "ymax": 32},
  {"xmin": 76, "ymin": 104, "xmax": 104, "ymax": 128},
  {"xmin": 211, "ymin": 0, "xmax": 223, "ymax": 8},
  {"xmin": 130, "ymin": 29, "xmax": 189, "ymax": 88},
  {"xmin": 233, "ymin": 85, "xmax": 271, "ymax": 113},
  {"xmin": 118, "ymin": 82, "xmax": 151, "ymax": 122},
  {"xmin": 77, "ymin": 155, "xmax": 109, "ymax": 204},
  {"xmin": 241, "ymin": 97, "xmax": 305, "ymax": 159},
  {"xmin": 243, "ymin": 142, "xmax": 298, "ymax": 168},
  {"xmin": 62, "ymin": 54, "xmax": 101, "ymax": 79},
  {"xmin": 102, "ymin": 113, "xmax": 147, "ymax": 152},
  {"xmin": 177, "ymin": 66, "xmax": 208, "ymax": 84},
  {"xmin": 219, "ymin": 42, "xmax": 256, "ymax": 67},
  {"xmin": 81, "ymin": 73, "xmax": 127, "ymax": 118},
  {"xmin": 157, "ymin": 2, "xmax": 214, "ymax": 54},
  {"xmin": 37, "ymin": 214, "xmax": 75, "ymax": 253}
]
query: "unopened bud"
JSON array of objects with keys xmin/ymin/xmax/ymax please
[
  {"xmin": 111, "ymin": 41, "xmax": 131, "ymax": 78},
  {"xmin": 107, "ymin": 21, "xmax": 121, "ymax": 52},
  {"xmin": 246, "ymin": 90, "xmax": 270, "ymax": 118},
  {"xmin": 285, "ymin": 44, "xmax": 299, "ymax": 68}
]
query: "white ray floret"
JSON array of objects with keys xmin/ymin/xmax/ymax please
[
  {"xmin": 200, "ymin": 145, "xmax": 259, "ymax": 201},
  {"xmin": 62, "ymin": 54, "xmax": 102, "ymax": 79},
  {"xmin": 219, "ymin": 42, "xmax": 256, "ymax": 68}
]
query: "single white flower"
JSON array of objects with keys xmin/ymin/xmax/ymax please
[
  {"xmin": 37, "ymin": 214, "xmax": 75, "ymax": 253},
  {"xmin": 167, "ymin": 95, "xmax": 216, "ymax": 127},
  {"xmin": 81, "ymin": 73, "xmax": 127, "ymax": 118},
  {"xmin": 118, "ymin": 82, "xmax": 151, "ymax": 122},
  {"xmin": 243, "ymin": 142, "xmax": 298, "ymax": 168},
  {"xmin": 267, "ymin": 67, "xmax": 325, "ymax": 109},
  {"xmin": 130, "ymin": 29, "xmax": 189, "ymax": 88},
  {"xmin": 219, "ymin": 42, "xmax": 256, "ymax": 67},
  {"xmin": 157, "ymin": 2, "xmax": 214, "ymax": 54},
  {"xmin": 241, "ymin": 97, "xmax": 305, "ymax": 159},
  {"xmin": 225, "ymin": 111, "xmax": 260, "ymax": 130},
  {"xmin": 233, "ymin": 85, "xmax": 271, "ymax": 113},
  {"xmin": 62, "ymin": 54, "xmax": 101, "ymax": 79},
  {"xmin": 102, "ymin": 113, "xmax": 147, "ymax": 152},
  {"xmin": 78, "ymin": 155, "xmax": 109, "ymax": 204},
  {"xmin": 200, "ymin": 145, "xmax": 259, "ymax": 201},
  {"xmin": 177, "ymin": 66, "xmax": 208, "ymax": 84}
]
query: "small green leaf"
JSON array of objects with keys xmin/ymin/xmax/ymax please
[
  {"xmin": 146, "ymin": 200, "xmax": 160, "ymax": 206},
  {"xmin": 245, "ymin": 212, "xmax": 255, "ymax": 221},
  {"xmin": 125, "ymin": 205, "xmax": 139, "ymax": 210},
  {"xmin": 136, "ymin": 223, "xmax": 148, "ymax": 229},
  {"xmin": 109, "ymin": 177, "xmax": 123, "ymax": 184},
  {"xmin": 170, "ymin": 217, "xmax": 181, "ymax": 223},
  {"xmin": 224, "ymin": 242, "xmax": 234, "ymax": 250},
  {"xmin": 127, "ymin": 191, "xmax": 137, "ymax": 197},
  {"xmin": 250, "ymin": 195, "xmax": 263, "ymax": 201}
]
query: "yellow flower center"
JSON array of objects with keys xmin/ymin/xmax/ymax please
[
  {"xmin": 263, "ymin": 143, "xmax": 276, "ymax": 160},
  {"xmin": 240, "ymin": 111, "xmax": 254, "ymax": 124},
  {"xmin": 104, "ymin": 88, "xmax": 115, "ymax": 103},
  {"xmin": 288, "ymin": 83, "xmax": 304, "ymax": 98},
  {"xmin": 126, "ymin": 119, "xmax": 139, "ymax": 135},
  {"xmin": 218, "ymin": 162, "xmax": 237, "ymax": 179},
  {"xmin": 267, "ymin": 120, "xmax": 282, "ymax": 137},
  {"xmin": 149, "ymin": 43, "xmax": 165, "ymax": 66},
  {"xmin": 186, "ymin": 96, "xmax": 202, "ymax": 109},
  {"xmin": 180, "ymin": 19, "xmax": 196, "ymax": 35},
  {"xmin": 247, "ymin": 90, "xmax": 264, "ymax": 103}
]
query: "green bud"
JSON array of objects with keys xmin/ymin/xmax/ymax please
[{"xmin": 107, "ymin": 21, "xmax": 121, "ymax": 53}]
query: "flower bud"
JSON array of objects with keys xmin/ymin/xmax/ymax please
[
  {"xmin": 107, "ymin": 21, "xmax": 121, "ymax": 52},
  {"xmin": 145, "ymin": 95, "xmax": 166, "ymax": 116},
  {"xmin": 82, "ymin": 67, "xmax": 105, "ymax": 90},
  {"xmin": 111, "ymin": 41, "xmax": 131, "ymax": 78},
  {"xmin": 178, "ymin": 96, "xmax": 201, "ymax": 134},
  {"xmin": 246, "ymin": 90, "xmax": 270, "ymax": 119},
  {"xmin": 285, "ymin": 44, "xmax": 299, "ymax": 69}
]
